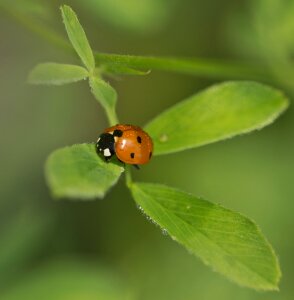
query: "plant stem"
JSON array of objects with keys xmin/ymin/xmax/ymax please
[
  {"xmin": 124, "ymin": 165, "xmax": 133, "ymax": 188},
  {"xmin": 105, "ymin": 107, "xmax": 119, "ymax": 125}
]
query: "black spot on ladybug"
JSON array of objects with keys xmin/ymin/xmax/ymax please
[
  {"xmin": 149, "ymin": 151, "xmax": 152, "ymax": 159},
  {"xmin": 130, "ymin": 152, "xmax": 135, "ymax": 159},
  {"xmin": 113, "ymin": 129, "xmax": 123, "ymax": 137},
  {"xmin": 137, "ymin": 136, "xmax": 142, "ymax": 144}
]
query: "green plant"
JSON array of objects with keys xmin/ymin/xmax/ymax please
[{"xmin": 28, "ymin": 5, "xmax": 288, "ymax": 291}]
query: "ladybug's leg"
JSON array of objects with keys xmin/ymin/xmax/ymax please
[{"xmin": 133, "ymin": 164, "xmax": 140, "ymax": 170}]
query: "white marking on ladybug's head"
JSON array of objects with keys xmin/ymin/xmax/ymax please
[
  {"xmin": 97, "ymin": 137, "xmax": 101, "ymax": 142},
  {"xmin": 104, "ymin": 148, "xmax": 111, "ymax": 157}
]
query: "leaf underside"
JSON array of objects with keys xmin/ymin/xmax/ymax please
[{"xmin": 131, "ymin": 182, "xmax": 281, "ymax": 290}]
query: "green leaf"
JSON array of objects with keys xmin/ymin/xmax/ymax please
[
  {"xmin": 28, "ymin": 63, "xmax": 88, "ymax": 85},
  {"xmin": 95, "ymin": 53, "xmax": 272, "ymax": 81},
  {"xmin": 130, "ymin": 182, "xmax": 281, "ymax": 290},
  {"xmin": 103, "ymin": 65, "xmax": 151, "ymax": 76},
  {"xmin": 61, "ymin": 5, "xmax": 95, "ymax": 71},
  {"xmin": 45, "ymin": 144, "xmax": 124, "ymax": 200},
  {"xmin": 0, "ymin": 259, "xmax": 130, "ymax": 300},
  {"xmin": 144, "ymin": 81, "xmax": 288, "ymax": 155},
  {"xmin": 89, "ymin": 76, "xmax": 118, "ymax": 124},
  {"xmin": 89, "ymin": 77, "xmax": 117, "ymax": 109}
]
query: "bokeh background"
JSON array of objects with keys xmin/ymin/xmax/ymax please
[{"xmin": 0, "ymin": 0, "xmax": 293, "ymax": 299}]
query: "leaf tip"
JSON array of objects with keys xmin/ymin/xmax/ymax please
[{"xmin": 60, "ymin": 4, "xmax": 70, "ymax": 12}]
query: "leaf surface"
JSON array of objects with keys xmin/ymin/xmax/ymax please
[
  {"xmin": 28, "ymin": 63, "xmax": 88, "ymax": 85},
  {"xmin": 130, "ymin": 182, "xmax": 281, "ymax": 290},
  {"xmin": 61, "ymin": 5, "xmax": 95, "ymax": 71},
  {"xmin": 95, "ymin": 53, "xmax": 272, "ymax": 80},
  {"xmin": 45, "ymin": 144, "xmax": 124, "ymax": 200},
  {"xmin": 144, "ymin": 81, "xmax": 288, "ymax": 155},
  {"xmin": 103, "ymin": 65, "xmax": 150, "ymax": 76}
]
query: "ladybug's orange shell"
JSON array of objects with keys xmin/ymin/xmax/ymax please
[
  {"xmin": 104, "ymin": 124, "xmax": 141, "ymax": 134},
  {"xmin": 104, "ymin": 124, "xmax": 153, "ymax": 165}
]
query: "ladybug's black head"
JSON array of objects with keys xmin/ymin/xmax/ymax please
[{"xmin": 96, "ymin": 133, "xmax": 115, "ymax": 161}]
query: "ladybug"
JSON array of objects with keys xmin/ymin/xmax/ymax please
[{"xmin": 96, "ymin": 124, "xmax": 153, "ymax": 167}]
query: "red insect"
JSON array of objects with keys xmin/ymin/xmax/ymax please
[{"xmin": 96, "ymin": 124, "xmax": 153, "ymax": 167}]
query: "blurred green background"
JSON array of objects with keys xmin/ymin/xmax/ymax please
[{"xmin": 0, "ymin": 0, "xmax": 293, "ymax": 299}]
